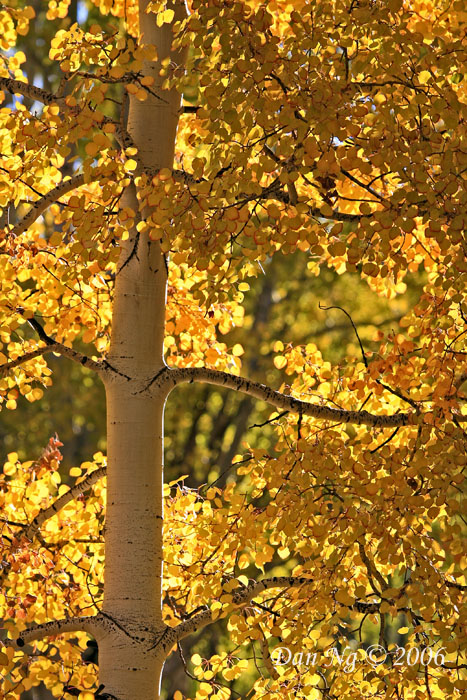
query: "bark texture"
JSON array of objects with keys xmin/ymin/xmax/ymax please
[{"xmin": 100, "ymin": 2, "xmax": 187, "ymax": 698}]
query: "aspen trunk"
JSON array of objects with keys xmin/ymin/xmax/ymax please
[{"xmin": 99, "ymin": 3, "xmax": 187, "ymax": 698}]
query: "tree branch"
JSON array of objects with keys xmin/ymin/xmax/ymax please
[
  {"xmin": 174, "ymin": 577, "xmax": 312, "ymax": 640},
  {"xmin": 23, "ymin": 467, "xmax": 106, "ymax": 540},
  {"xmin": 0, "ymin": 317, "xmax": 105, "ymax": 377},
  {"xmin": 142, "ymin": 166, "xmax": 362, "ymax": 222},
  {"xmin": 259, "ymin": 632, "xmax": 279, "ymax": 680},
  {"xmin": 0, "ymin": 339, "xmax": 104, "ymax": 378},
  {"xmin": 226, "ymin": 181, "xmax": 362, "ymax": 222},
  {"xmin": 0, "ymin": 467, "xmax": 106, "ymax": 590},
  {"xmin": 358, "ymin": 542, "xmax": 387, "ymax": 593},
  {"xmin": 174, "ymin": 577, "xmax": 381, "ymax": 641},
  {"xmin": 13, "ymin": 615, "xmax": 103, "ymax": 648},
  {"xmin": 319, "ymin": 304, "xmax": 418, "ymax": 410},
  {"xmin": 0, "ymin": 78, "xmax": 63, "ymax": 107},
  {"xmin": 0, "ymin": 346, "xmax": 55, "ymax": 376},
  {"xmin": 161, "ymin": 367, "xmax": 467, "ymax": 427},
  {"xmin": 162, "ymin": 367, "xmax": 419, "ymax": 427},
  {"xmin": 8, "ymin": 174, "xmax": 86, "ymax": 237},
  {"xmin": 0, "ymin": 77, "xmax": 134, "ymax": 163}
]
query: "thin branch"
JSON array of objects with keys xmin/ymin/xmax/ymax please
[
  {"xmin": 319, "ymin": 304, "xmax": 419, "ymax": 409},
  {"xmin": 369, "ymin": 427, "xmax": 400, "ymax": 453},
  {"xmin": 0, "ymin": 346, "xmax": 56, "ymax": 376},
  {"xmin": 0, "ymin": 77, "xmax": 134, "ymax": 165},
  {"xmin": 353, "ymin": 79, "xmax": 428, "ymax": 95},
  {"xmin": 0, "ymin": 318, "xmax": 104, "ymax": 376},
  {"xmin": 28, "ymin": 317, "xmax": 57, "ymax": 343},
  {"xmin": 259, "ymin": 633, "xmax": 279, "ymax": 680},
  {"xmin": 312, "ymin": 312, "xmax": 403, "ymax": 338},
  {"xmin": 249, "ymin": 410, "xmax": 289, "ymax": 428},
  {"xmin": 174, "ymin": 577, "xmax": 312, "ymax": 640},
  {"xmin": 74, "ymin": 70, "xmax": 136, "ymax": 84},
  {"xmin": 7, "ymin": 174, "xmax": 86, "ymax": 237},
  {"xmin": 319, "ymin": 303, "xmax": 368, "ymax": 367},
  {"xmin": 202, "ymin": 454, "xmax": 253, "ymax": 492},
  {"xmin": 444, "ymin": 578, "xmax": 467, "ymax": 592},
  {"xmin": 150, "ymin": 162, "xmax": 363, "ymax": 222},
  {"xmin": 0, "ymin": 165, "xmax": 43, "ymax": 197},
  {"xmin": 375, "ymin": 381, "xmax": 419, "ymax": 409},
  {"xmin": 0, "ymin": 467, "xmax": 106, "ymax": 590},
  {"xmin": 341, "ymin": 168, "xmax": 386, "ymax": 202},
  {"xmin": 174, "ymin": 576, "xmax": 381, "ymax": 641},
  {"xmin": 0, "ymin": 341, "xmax": 103, "ymax": 376},
  {"xmin": 102, "ymin": 115, "xmax": 137, "ymax": 152},
  {"xmin": 24, "ymin": 467, "xmax": 106, "ymax": 540},
  {"xmin": 231, "ymin": 182, "xmax": 363, "ymax": 222},
  {"xmin": 358, "ymin": 542, "xmax": 388, "ymax": 592}
]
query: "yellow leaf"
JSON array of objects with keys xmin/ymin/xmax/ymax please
[
  {"xmin": 109, "ymin": 66, "xmax": 126, "ymax": 79},
  {"xmin": 274, "ymin": 356, "xmax": 287, "ymax": 369},
  {"xmin": 85, "ymin": 142, "xmax": 99, "ymax": 157},
  {"xmin": 4, "ymin": 461, "xmax": 17, "ymax": 476},
  {"xmin": 335, "ymin": 589, "xmax": 355, "ymax": 607},
  {"xmin": 320, "ymin": 203, "xmax": 333, "ymax": 218},
  {"xmin": 157, "ymin": 8, "xmax": 175, "ymax": 26},
  {"xmin": 419, "ymin": 70, "xmax": 431, "ymax": 85},
  {"xmin": 158, "ymin": 168, "xmax": 172, "ymax": 181}
]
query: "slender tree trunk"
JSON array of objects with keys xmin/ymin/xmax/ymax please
[{"xmin": 98, "ymin": 3, "xmax": 187, "ymax": 698}]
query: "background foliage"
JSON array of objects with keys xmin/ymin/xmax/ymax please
[{"xmin": 0, "ymin": 0, "xmax": 466, "ymax": 698}]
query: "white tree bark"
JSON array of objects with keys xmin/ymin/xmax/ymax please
[{"xmin": 99, "ymin": 2, "xmax": 188, "ymax": 698}]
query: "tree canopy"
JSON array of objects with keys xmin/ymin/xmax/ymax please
[{"xmin": 0, "ymin": 0, "xmax": 466, "ymax": 699}]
